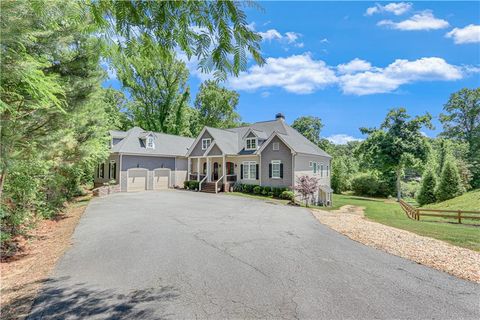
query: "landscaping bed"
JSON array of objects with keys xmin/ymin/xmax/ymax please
[{"xmin": 0, "ymin": 196, "xmax": 90, "ymax": 320}]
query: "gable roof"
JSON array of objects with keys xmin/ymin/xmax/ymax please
[
  {"xmin": 189, "ymin": 118, "xmax": 331, "ymax": 158},
  {"xmin": 110, "ymin": 127, "xmax": 195, "ymax": 157}
]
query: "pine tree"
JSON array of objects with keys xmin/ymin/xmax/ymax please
[
  {"xmin": 436, "ymin": 159, "xmax": 463, "ymax": 202},
  {"xmin": 417, "ymin": 169, "xmax": 437, "ymax": 206}
]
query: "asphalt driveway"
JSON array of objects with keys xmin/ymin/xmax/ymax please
[{"xmin": 29, "ymin": 191, "xmax": 479, "ymax": 319}]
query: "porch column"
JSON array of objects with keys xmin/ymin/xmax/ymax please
[
  {"xmin": 222, "ymin": 155, "xmax": 226, "ymax": 184},
  {"xmin": 187, "ymin": 158, "xmax": 191, "ymax": 180},
  {"xmin": 197, "ymin": 158, "xmax": 200, "ymax": 181},
  {"xmin": 207, "ymin": 157, "xmax": 211, "ymax": 182}
]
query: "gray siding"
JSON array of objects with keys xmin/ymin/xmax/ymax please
[
  {"xmin": 207, "ymin": 144, "xmax": 223, "ymax": 156},
  {"xmin": 121, "ymin": 155, "xmax": 175, "ymax": 171},
  {"xmin": 294, "ymin": 154, "xmax": 331, "ymax": 187},
  {"xmin": 189, "ymin": 131, "xmax": 213, "ymax": 156},
  {"xmin": 260, "ymin": 136, "xmax": 293, "ymax": 188}
]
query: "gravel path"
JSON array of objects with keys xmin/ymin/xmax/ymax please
[{"xmin": 312, "ymin": 205, "xmax": 480, "ymax": 283}]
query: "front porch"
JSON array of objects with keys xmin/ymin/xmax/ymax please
[{"xmin": 187, "ymin": 156, "xmax": 238, "ymax": 192}]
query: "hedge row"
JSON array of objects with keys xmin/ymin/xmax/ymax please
[
  {"xmin": 184, "ymin": 180, "xmax": 200, "ymax": 190},
  {"xmin": 233, "ymin": 183, "xmax": 295, "ymax": 201}
]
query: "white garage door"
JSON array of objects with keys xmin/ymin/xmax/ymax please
[
  {"xmin": 153, "ymin": 169, "xmax": 170, "ymax": 190},
  {"xmin": 127, "ymin": 169, "xmax": 147, "ymax": 192}
]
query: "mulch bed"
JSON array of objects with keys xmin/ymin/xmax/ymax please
[{"xmin": 0, "ymin": 196, "xmax": 90, "ymax": 320}]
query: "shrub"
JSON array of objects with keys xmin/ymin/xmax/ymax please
[
  {"xmin": 184, "ymin": 180, "xmax": 190, "ymax": 189},
  {"xmin": 261, "ymin": 186, "xmax": 271, "ymax": 196},
  {"xmin": 401, "ymin": 181, "xmax": 420, "ymax": 199},
  {"xmin": 351, "ymin": 173, "xmax": 376, "ymax": 197},
  {"xmin": 436, "ymin": 159, "xmax": 463, "ymax": 202},
  {"xmin": 189, "ymin": 181, "xmax": 199, "ymax": 190},
  {"xmin": 271, "ymin": 187, "xmax": 283, "ymax": 198},
  {"xmin": 268, "ymin": 191, "xmax": 274, "ymax": 197},
  {"xmin": 280, "ymin": 191, "xmax": 295, "ymax": 201},
  {"xmin": 242, "ymin": 184, "xmax": 255, "ymax": 194},
  {"xmin": 233, "ymin": 182, "xmax": 243, "ymax": 192},
  {"xmin": 417, "ymin": 169, "xmax": 437, "ymax": 206},
  {"xmin": 253, "ymin": 186, "xmax": 262, "ymax": 194}
]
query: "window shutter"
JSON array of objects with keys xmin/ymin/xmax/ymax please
[
  {"xmin": 269, "ymin": 163, "xmax": 272, "ymax": 178},
  {"xmin": 280, "ymin": 163, "xmax": 284, "ymax": 178},
  {"xmin": 240, "ymin": 164, "xmax": 243, "ymax": 179},
  {"xmin": 113, "ymin": 163, "xmax": 117, "ymax": 179},
  {"xmin": 97, "ymin": 165, "xmax": 99, "ymax": 178},
  {"xmin": 108, "ymin": 163, "xmax": 111, "ymax": 179},
  {"xmin": 256, "ymin": 164, "xmax": 259, "ymax": 180}
]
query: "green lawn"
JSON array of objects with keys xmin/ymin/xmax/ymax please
[
  {"xmin": 323, "ymin": 194, "xmax": 480, "ymax": 251},
  {"xmin": 423, "ymin": 189, "xmax": 480, "ymax": 211}
]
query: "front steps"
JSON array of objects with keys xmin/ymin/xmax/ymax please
[{"xmin": 200, "ymin": 182, "xmax": 221, "ymax": 193}]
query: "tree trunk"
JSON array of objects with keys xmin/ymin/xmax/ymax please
[
  {"xmin": 396, "ymin": 167, "xmax": 402, "ymax": 201},
  {"xmin": 0, "ymin": 168, "xmax": 6, "ymax": 200}
]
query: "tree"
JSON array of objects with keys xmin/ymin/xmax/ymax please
[
  {"xmin": 331, "ymin": 157, "xmax": 349, "ymax": 193},
  {"xmin": 436, "ymin": 159, "xmax": 463, "ymax": 202},
  {"xmin": 358, "ymin": 108, "xmax": 433, "ymax": 200},
  {"xmin": 440, "ymin": 88, "xmax": 480, "ymax": 188},
  {"xmin": 1, "ymin": 0, "xmax": 111, "ymax": 248},
  {"xmin": 102, "ymin": 88, "xmax": 132, "ymax": 130},
  {"xmin": 194, "ymin": 80, "xmax": 241, "ymax": 130},
  {"xmin": 292, "ymin": 116, "xmax": 323, "ymax": 145},
  {"xmin": 417, "ymin": 169, "xmax": 437, "ymax": 206},
  {"xmin": 90, "ymin": 0, "xmax": 264, "ymax": 78},
  {"xmin": 294, "ymin": 175, "xmax": 319, "ymax": 207},
  {"xmin": 112, "ymin": 44, "xmax": 191, "ymax": 135}
]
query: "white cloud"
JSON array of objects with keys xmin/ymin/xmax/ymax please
[
  {"xmin": 259, "ymin": 29, "xmax": 304, "ymax": 48},
  {"xmin": 446, "ymin": 24, "xmax": 480, "ymax": 44},
  {"xmin": 378, "ymin": 11, "xmax": 449, "ymax": 31},
  {"xmin": 327, "ymin": 134, "xmax": 363, "ymax": 145},
  {"xmin": 228, "ymin": 54, "xmax": 473, "ymax": 96},
  {"xmin": 261, "ymin": 91, "xmax": 271, "ymax": 98},
  {"xmin": 366, "ymin": 2, "xmax": 412, "ymax": 16},
  {"xmin": 339, "ymin": 57, "xmax": 463, "ymax": 95},
  {"xmin": 337, "ymin": 58, "xmax": 373, "ymax": 74},
  {"xmin": 229, "ymin": 53, "xmax": 337, "ymax": 94},
  {"xmin": 259, "ymin": 29, "xmax": 283, "ymax": 41},
  {"xmin": 320, "ymin": 38, "xmax": 329, "ymax": 43}
]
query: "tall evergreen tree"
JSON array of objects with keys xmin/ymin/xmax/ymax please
[
  {"xmin": 436, "ymin": 159, "xmax": 463, "ymax": 202},
  {"xmin": 417, "ymin": 169, "xmax": 437, "ymax": 206}
]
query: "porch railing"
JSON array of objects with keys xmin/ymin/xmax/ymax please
[
  {"xmin": 226, "ymin": 174, "xmax": 237, "ymax": 182},
  {"xmin": 215, "ymin": 174, "xmax": 225, "ymax": 194},
  {"xmin": 198, "ymin": 175, "xmax": 207, "ymax": 191}
]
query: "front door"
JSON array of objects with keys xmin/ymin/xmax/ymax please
[{"xmin": 213, "ymin": 162, "xmax": 219, "ymax": 180}]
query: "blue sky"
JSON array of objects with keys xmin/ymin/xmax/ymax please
[{"xmin": 103, "ymin": 1, "xmax": 480, "ymax": 144}]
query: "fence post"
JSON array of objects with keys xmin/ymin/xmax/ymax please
[
  {"xmin": 458, "ymin": 210, "xmax": 461, "ymax": 224},
  {"xmin": 416, "ymin": 209, "xmax": 420, "ymax": 221}
]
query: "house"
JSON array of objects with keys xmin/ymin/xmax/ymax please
[
  {"xmin": 94, "ymin": 127, "xmax": 194, "ymax": 192},
  {"xmin": 94, "ymin": 113, "xmax": 333, "ymax": 205}
]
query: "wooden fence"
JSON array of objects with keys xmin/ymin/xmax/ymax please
[{"xmin": 399, "ymin": 199, "xmax": 480, "ymax": 224}]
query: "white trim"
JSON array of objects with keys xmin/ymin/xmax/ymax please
[
  {"xmin": 241, "ymin": 128, "xmax": 259, "ymax": 139},
  {"xmin": 242, "ymin": 161, "xmax": 257, "ymax": 180},
  {"xmin": 202, "ymin": 138, "xmax": 212, "ymax": 150},
  {"xmin": 256, "ymin": 131, "xmax": 296, "ymax": 155},
  {"xmin": 272, "ymin": 142, "xmax": 279, "ymax": 151},
  {"xmin": 271, "ymin": 160, "xmax": 281, "ymax": 179},
  {"xmin": 203, "ymin": 141, "xmax": 224, "ymax": 157},
  {"xmin": 186, "ymin": 127, "xmax": 208, "ymax": 157},
  {"xmin": 245, "ymin": 137, "xmax": 257, "ymax": 150},
  {"xmin": 146, "ymin": 136, "xmax": 155, "ymax": 149}
]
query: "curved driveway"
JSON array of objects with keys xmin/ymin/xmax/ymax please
[{"xmin": 30, "ymin": 191, "xmax": 479, "ymax": 319}]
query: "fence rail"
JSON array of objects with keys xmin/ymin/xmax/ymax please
[{"xmin": 398, "ymin": 199, "xmax": 480, "ymax": 224}]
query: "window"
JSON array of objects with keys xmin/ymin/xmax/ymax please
[
  {"xmin": 313, "ymin": 162, "xmax": 317, "ymax": 174},
  {"xmin": 271, "ymin": 160, "xmax": 281, "ymax": 179},
  {"xmin": 146, "ymin": 136, "xmax": 154, "ymax": 149},
  {"xmin": 320, "ymin": 164, "xmax": 324, "ymax": 177},
  {"xmin": 202, "ymin": 138, "xmax": 211, "ymax": 150},
  {"xmin": 246, "ymin": 138, "xmax": 257, "ymax": 150},
  {"xmin": 272, "ymin": 142, "xmax": 279, "ymax": 151},
  {"xmin": 109, "ymin": 161, "xmax": 116, "ymax": 180},
  {"xmin": 242, "ymin": 161, "xmax": 257, "ymax": 180},
  {"xmin": 309, "ymin": 161, "xmax": 312, "ymax": 167}
]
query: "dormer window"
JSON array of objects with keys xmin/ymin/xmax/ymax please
[
  {"xmin": 246, "ymin": 138, "xmax": 257, "ymax": 150},
  {"xmin": 146, "ymin": 136, "xmax": 155, "ymax": 149},
  {"xmin": 202, "ymin": 138, "xmax": 211, "ymax": 150}
]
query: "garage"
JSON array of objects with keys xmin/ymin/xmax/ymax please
[
  {"xmin": 153, "ymin": 168, "xmax": 170, "ymax": 190},
  {"xmin": 127, "ymin": 168, "xmax": 147, "ymax": 192}
]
